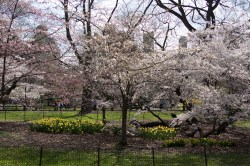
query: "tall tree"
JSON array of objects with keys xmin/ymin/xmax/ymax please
[
  {"xmin": 156, "ymin": 23, "xmax": 250, "ymax": 137},
  {"xmin": 92, "ymin": 27, "xmax": 157, "ymax": 145},
  {"xmin": 0, "ymin": 0, "xmax": 55, "ymax": 109},
  {"xmin": 62, "ymin": 0, "xmax": 94, "ymax": 114}
]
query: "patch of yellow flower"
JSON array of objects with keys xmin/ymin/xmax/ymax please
[
  {"xmin": 139, "ymin": 126, "xmax": 177, "ymax": 140},
  {"xmin": 30, "ymin": 118, "xmax": 103, "ymax": 134}
]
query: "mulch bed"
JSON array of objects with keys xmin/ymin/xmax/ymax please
[{"xmin": 0, "ymin": 122, "xmax": 249, "ymax": 152}]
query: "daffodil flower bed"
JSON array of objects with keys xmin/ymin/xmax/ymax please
[
  {"xmin": 30, "ymin": 118, "xmax": 104, "ymax": 134},
  {"xmin": 164, "ymin": 138, "xmax": 236, "ymax": 147},
  {"xmin": 139, "ymin": 126, "xmax": 177, "ymax": 140}
]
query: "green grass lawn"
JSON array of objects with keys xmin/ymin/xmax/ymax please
[
  {"xmin": 0, "ymin": 110, "xmax": 180, "ymax": 122},
  {"xmin": 234, "ymin": 121, "xmax": 250, "ymax": 129},
  {"xmin": 0, "ymin": 147, "xmax": 249, "ymax": 166},
  {"xmin": 1, "ymin": 110, "xmax": 250, "ymax": 130}
]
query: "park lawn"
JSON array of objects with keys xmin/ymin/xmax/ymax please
[
  {"xmin": 0, "ymin": 110, "xmax": 180, "ymax": 122},
  {"xmin": 82, "ymin": 110, "xmax": 179, "ymax": 122},
  {"xmin": 0, "ymin": 111, "xmax": 78, "ymax": 122},
  {"xmin": 234, "ymin": 121, "xmax": 250, "ymax": 129},
  {"xmin": 0, "ymin": 146, "xmax": 249, "ymax": 166}
]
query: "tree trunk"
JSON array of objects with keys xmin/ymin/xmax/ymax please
[
  {"xmin": 0, "ymin": 56, "xmax": 7, "ymax": 111},
  {"xmin": 79, "ymin": 85, "xmax": 92, "ymax": 115},
  {"xmin": 145, "ymin": 106, "xmax": 168, "ymax": 126},
  {"xmin": 102, "ymin": 107, "xmax": 106, "ymax": 124},
  {"xmin": 120, "ymin": 97, "xmax": 128, "ymax": 146},
  {"xmin": 63, "ymin": 0, "xmax": 93, "ymax": 115}
]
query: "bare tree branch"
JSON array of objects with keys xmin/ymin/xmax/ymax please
[{"xmin": 107, "ymin": 0, "xmax": 119, "ymax": 23}]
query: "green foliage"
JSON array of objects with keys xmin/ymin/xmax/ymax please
[
  {"xmin": 164, "ymin": 138, "xmax": 187, "ymax": 147},
  {"xmin": 235, "ymin": 121, "xmax": 250, "ymax": 129},
  {"xmin": 139, "ymin": 126, "xmax": 177, "ymax": 140},
  {"xmin": 0, "ymin": 131, "xmax": 9, "ymax": 136},
  {"xmin": 164, "ymin": 138, "xmax": 236, "ymax": 148},
  {"xmin": 30, "ymin": 118, "xmax": 104, "ymax": 134},
  {"xmin": 216, "ymin": 140, "xmax": 236, "ymax": 147}
]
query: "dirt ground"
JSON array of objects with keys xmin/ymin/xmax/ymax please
[{"xmin": 0, "ymin": 122, "xmax": 250, "ymax": 152}]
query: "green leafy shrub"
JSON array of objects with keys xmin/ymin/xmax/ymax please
[
  {"xmin": 164, "ymin": 138, "xmax": 236, "ymax": 148},
  {"xmin": 191, "ymin": 138, "xmax": 236, "ymax": 147},
  {"xmin": 199, "ymin": 138, "xmax": 218, "ymax": 147},
  {"xmin": 30, "ymin": 118, "xmax": 103, "ymax": 134},
  {"xmin": 189, "ymin": 138, "xmax": 200, "ymax": 147},
  {"xmin": 164, "ymin": 138, "xmax": 187, "ymax": 147},
  {"xmin": 139, "ymin": 126, "xmax": 177, "ymax": 140},
  {"xmin": 217, "ymin": 139, "xmax": 236, "ymax": 147}
]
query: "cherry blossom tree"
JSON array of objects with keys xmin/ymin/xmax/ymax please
[
  {"xmin": 86, "ymin": 1, "xmax": 172, "ymax": 145},
  {"xmin": 44, "ymin": 64, "xmax": 86, "ymax": 109},
  {"xmin": 91, "ymin": 27, "xmax": 160, "ymax": 145},
  {"xmin": 0, "ymin": 0, "xmax": 59, "ymax": 110},
  {"xmin": 80, "ymin": 0, "xmax": 250, "ymax": 144},
  {"xmin": 154, "ymin": 22, "xmax": 250, "ymax": 138},
  {"xmin": 34, "ymin": 0, "xmax": 103, "ymax": 114}
]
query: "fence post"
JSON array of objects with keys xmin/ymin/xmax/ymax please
[
  {"xmin": 204, "ymin": 147, "xmax": 208, "ymax": 166},
  {"xmin": 97, "ymin": 146, "xmax": 101, "ymax": 166},
  {"xmin": 96, "ymin": 109, "xmax": 99, "ymax": 122},
  {"xmin": 4, "ymin": 109, "xmax": 6, "ymax": 122},
  {"xmin": 23, "ymin": 106, "xmax": 26, "ymax": 122},
  {"xmin": 24, "ymin": 110, "xmax": 26, "ymax": 121},
  {"xmin": 152, "ymin": 147, "xmax": 155, "ymax": 166},
  {"xmin": 39, "ymin": 146, "xmax": 43, "ymax": 166},
  {"xmin": 102, "ymin": 107, "xmax": 106, "ymax": 124}
]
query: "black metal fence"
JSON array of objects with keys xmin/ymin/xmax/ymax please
[
  {"xmin": 0, "ymin": 110, "xmax": 76, "ymax": 122},
  {"xmin": 0, "ymin": 146, "xmax": 249, "ymax": 166},
  {"xmin": 0, "ymin": 105, "xmax": 76, "ymax": 111},
  {"xmin": 0, "ymin": 108, "xmax": 145, "ymax": 122}
]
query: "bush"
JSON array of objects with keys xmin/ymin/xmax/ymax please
[
  {"xmin": 163, "ymin": 138, "xmax": 236, "ymax": 148},
  {"xmin": 30, "ymin": 118, "xmax": 103, "ymax": 134},
  {"xmin": 164, "ymin": 138, "xmax": 187, "ymax": 147},
  {"xmin": 217, "ymin": 139, "xmax": 236, "ymax": 147},
  {"xmin": 139, "ymin": 126, "xmax": 177, "ymax": 140}
]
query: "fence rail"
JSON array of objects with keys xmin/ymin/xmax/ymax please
[
  {"xmin": 0, "ymin": 109, "xmax": 173, "ymax": 122},
  {"xmin": 0, "ymin": 110, "xmax": 79, "ymax": 122},
  {"xmin": 0, "ymin": 146, "xmax": 249, "ymax": 166},
  {"xmin": 0, "ymin": 105, "xmax": 77, "ymax": 112}
]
